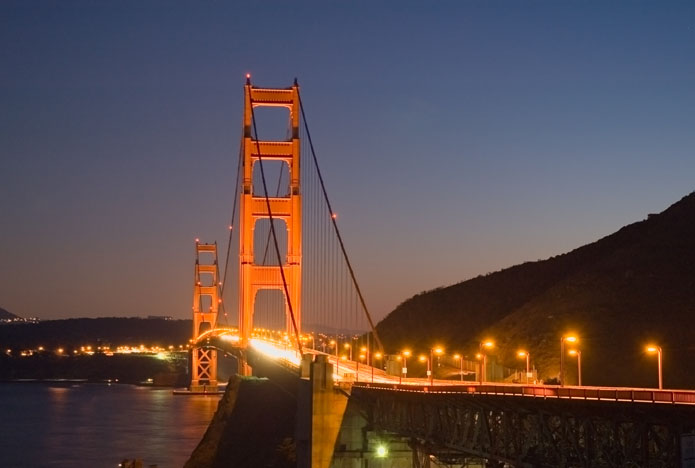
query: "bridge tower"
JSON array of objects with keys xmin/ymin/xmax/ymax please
[
  {"xmin": 239, "ymin": 79, "xmax": 302, "ymax": 360},
  {"xmin": 190, "ymin": 240, "xmax": 221, "ymax": 392}
]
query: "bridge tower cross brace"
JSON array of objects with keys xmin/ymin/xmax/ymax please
[
  {"xmin": 239, "ymin": 81, "xmax": 302, "ymax": 357},
  {"xmin": 190, "ymin": 240, "xmax": 220, "ymax": 392}
]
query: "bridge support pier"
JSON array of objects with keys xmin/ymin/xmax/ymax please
[{"xmin": 298, "ymin": 354, "xmax": 415, "ymax": 468}]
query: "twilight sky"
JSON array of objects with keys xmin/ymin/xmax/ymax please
[{"xmin": 1, "ymin": 1, "xmax": 694, "ymax": 322}]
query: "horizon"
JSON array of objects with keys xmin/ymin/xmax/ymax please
[{"xmin": 2, "ymin": 2, "xmax": 694, "ymax": 322}]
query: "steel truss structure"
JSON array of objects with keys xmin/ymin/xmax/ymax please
[{"xmin": 351, "ymin": 386, "xmax": 695, "ymax": 467}]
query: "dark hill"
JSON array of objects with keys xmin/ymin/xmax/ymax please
[
  {"xmin": 376, "ymin": 192, "xmax": 695, "ymax": 389},
  {"xmin": 0, "ymin": 317, "xmax": 192, "ymax": 349},
  {"xmin": 0, "ymin": 307, "xmax": 20, "ymax": 320}
]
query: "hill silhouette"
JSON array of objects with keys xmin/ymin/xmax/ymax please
[
  {"xmin": 0, "ymin": 317, "xmax": 192, "ymax": 349},
  {"xmin": 376, "ymin": 192, "xmax": 695, "ymax": 389},
  {"xmin": 0, "ymin": 307, "xmax": 20, "ymax": 320}
]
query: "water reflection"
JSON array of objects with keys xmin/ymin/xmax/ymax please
[{"xmin": 0, "ymin": 383, "xmax": 219, "ymax": 468}]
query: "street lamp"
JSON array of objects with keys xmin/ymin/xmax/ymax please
[
  {"xmin": 419, "ymin": 355, "xmax": 430, "ymax": 384},
  {"xmin": 568, "ymin": 349, "xmax": 582, "ymax": 386},
  {"xmin": 453, "ymin": 353, "xmax": 464, "ymax": 382},
  {"xmin": 427, "ymin": 346, "xmax": 444, "ymax": 385},
  {"xmin": 373, "ymin": 352, "xmax": 383, "ymax": 383},
  {"xmin": 344, "ymin": 342, "xmax": 352, "ymax": 361},
  {"xmin": 560, "ymin": 334, "xmax": 577, "ymax": 386},
  {"xmin": 330, "ymin": 339, "xmax": 338, "ymax": 359},
  {"xmin": 646, "ymin": 345, "xmax": 663, "ymax": 390},
  {"xmin": 479, "ymin": 340, "xmax": 494, "ymax": 383},
  {"xmin": 517, "ymin": 350, "xmax": 530, "ymax": 384},
  {"xmin": 357, "ymin": 354, "xmax": 365, "ymax": 382},
  {"xmin": 433, "ymin": 346, "xmax": 444, "ymax": 367},
  {"xmin": 401, "ymin": 350, "xmax": 411, "ymax": 383}
]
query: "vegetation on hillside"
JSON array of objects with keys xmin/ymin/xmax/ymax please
[{"xmin": 376, "ymin": 192, "xmax": 695, "ymax": 388}]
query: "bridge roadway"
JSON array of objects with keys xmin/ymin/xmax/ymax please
[
  {"xmin": 202, "ymin": 333, "xmax": 695, "ymax": 467},
  {"xmin": 217, "ymin": 333, "xmax": 695, "ymax": 406}
]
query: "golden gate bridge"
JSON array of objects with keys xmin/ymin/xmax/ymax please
[{"xmin": 181, "ymin": 78, "xmax": 695, "ymax": 467}]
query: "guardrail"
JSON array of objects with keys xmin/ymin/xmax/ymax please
[{"xmin": 354, "ymin": 381, "xmax": 695, "ymax": 406}]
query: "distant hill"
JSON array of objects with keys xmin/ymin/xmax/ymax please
[
  {"xmin": 0, "ymin": 307, "xmax": 20, "ymax": 320},
  {"xmin": 376, "ymin": 192, "xmax": 695, "ymax": 389},
  {"xmin": 0, "ymin": 317, "xmax": 192, "ymax": 349}
]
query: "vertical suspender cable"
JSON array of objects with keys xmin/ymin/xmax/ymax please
[
  {"xmin": 296, "ymin": 86, "xmax": 384, "ymax": 353},
  {"xmin": 218, "ymin": 127, "xmax": 244, "ymax": 326}
]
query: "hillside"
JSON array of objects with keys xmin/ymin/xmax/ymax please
[
  {"xmin": 376, "ymin": 192, "xmax": 695, "ymax": 388},
  {"xmin": 0, "ymin": 317, "xmax": 192, "ymax": 349},
  {"xmin": 0, "ymin": 307, "xmax": 20, "ymax": 320}
]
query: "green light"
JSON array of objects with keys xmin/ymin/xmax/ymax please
[{"xmin": 376, "ymin": 445, "xmax": 388, "ymax": 458}]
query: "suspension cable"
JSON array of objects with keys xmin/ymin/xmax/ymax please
[
  {"xmin": 296, "ymin": 84, "xmax": 384, "ymax": 353},
  {"xmin": 248, "ymin": 78, "xmax": 303, "ymax": 355},
  {"xmin": 218, "ymin": 126, "xmax": 244, "ymax": 326}
]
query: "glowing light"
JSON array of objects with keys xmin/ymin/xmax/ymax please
[
  {"xmin": 646, "ymin": 345, "xmax": 660, "ymax": 353},
  {"xmin": 453, "ymin": 353, "xmax": 461, "ymax": 360},
  {"xmin": 433, "ymin": 347, "xmax": 444, "ymax": 355},
  {"xmin": 246, "ymin": 73, "xmax": 251, "ymax": 79},
  {"xmin": 37, "ymin": 346, "xmax": 44, "ymax": 351},
  {"xmin": 331, "ymin": 213, "xmax": 337, "ymax": 219},
  {"xmin": 418, "ymin": 355, "xmax": 427, "ymax": 362},
  {"xmin": 249, "ymin": 338, "xmax": 301, "ymax": 367},
  {"xmin": 518, "ymin": 350, "xmax": 528, "ymax": 357},
  {"xmin": 376, "ymin": 445, "xmax": 388, "ymax": 458},
  {"xmin": 57, "ymin": 348, "xmax": 64, "ymax": 354},
  {"xmin": 374, "ymin": 352, "xmax": 383, "ymax": 359},
  {"xmin": 402, "ymin": 350, "xmax": 411, "ymax": 357},
  {"xmin": 195, "ymin": 238, "xmax": 200, "ymax": 243},
  {"xmin": 568, "ymin": 349, "xmax": 579, "ymax": 356},
  {"xmin": 482, "ymin": 340, "xmax": 494, "ymax": 349},
  {"xmin": 361, "ymin": 346, "xmax": 367, "ymax": 352},
  {"xmin": 475, "ymin": 353, "xmax": 482, "ymax": 359},
  {"xmin": 564, "ymin": 335, "xmax": 577, "ymax": 343}
]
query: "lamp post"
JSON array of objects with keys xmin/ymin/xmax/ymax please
[
  {"xmin": 401, "ymin": 350, "xmax": 411, "ymax": 383},
  {"xmin": 419, "ymin": 355, "xmax": 431, "ymax": 385},
  {"xmin": 568, "ymin": 349, "xmax": 582, "ymax": 386},
  {"xmin": 430, "ymin": 346, "xmax": 444, "ymax": 385},
  {"xmin": 453, "ymin": 354, "xmax": 464, "ymax": 382},
  {"xmin": 330, "ymin": 339, "xmax": 337, "ymax": 359},
  {"xmin": 344, "ymin": 342, "xmax": 352, "ymax": 361},
  {"xmin": 357, "ymin": 354, "xmax": 365, "ymax": 382},
  {"xmin": 560, "ymin": 335, "xmax": 577, "ymax": 386},
  {"xmin": 646, "ymin": 345, "xmax": 663, "ymax": 390},
  {"xmin": 373, "ymin": 352, "xmax": 382, "ymax": 383},
  {"xmin": 517, "ymin": 350, "xmax": 530, "ymax": 384},
  {"xmin": 361, "ymin": 346, "xmax": 369, "ymax": 365},
  {"xmin": 479, "ymin": 340, "xmax": 494, "ymax": 383}
]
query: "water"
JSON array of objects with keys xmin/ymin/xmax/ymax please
[{"xmin": 0, "ymin": 382, "xmax": 220, "ymax": 468}]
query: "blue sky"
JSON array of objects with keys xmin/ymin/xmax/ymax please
[{"xmin": 1, "ymin": 1, "xmax": 694, "ymax": 321}]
